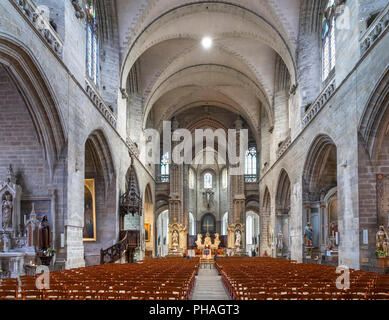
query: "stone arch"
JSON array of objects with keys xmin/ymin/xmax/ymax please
[
  {"xmin": 358, "ymin": 67, "xmax": 389, "ymax": 266},
  {"xmin": 120, "ymin": 1, "xmax": 297, "ymax": 89},
  {"xmin": 144, "ymin": 64, "xmax": 271, "ymax": 130},
  {"xmin": 144, "ymin": 183, "xmax": 155, "ymax": 256},
  {"xmin": 276, "ymin": 169, "xmax": 291, "ymax": 214},
  {"xmin": 245, "ymin": 195, "xmax": 259, "ymax": 213},
  {"xmin": 275, "ymin": 169, "xmax": 291, "ymax": 257},
  {"xmin": 83, "ymin": 129, "xmax": 116, "ymax": 266},
  {"xmin": 302, "ymin": 134, "xmax": 337, "ymax": 202},
  {"xmin": 260, "ymin": 186, "xmax": 272, "ymax": 255},
  {"xmin": 84, "ymin": 130, "xmax": 115, "ymax": 192},
  {"xmin": 302, "ymin": 134, "xmax": 338, "ymax": 260},
  {"xmin": 246, "ymin": 210, "xmax": 260, "ymax": 255},
  {"xmin": 0, "ymin": 35, "xmax": 66, "ymax": 178},
  {"xmin": 359, "ymin": 67, "xmax": 389, "ymax": 159},
  {"xmin": 156, "ymin": 209, "xmax": 169, "ymax": 256},
  {"xmin": 200, "ymin": 212, "xmax": 216, "ymax": 234}
]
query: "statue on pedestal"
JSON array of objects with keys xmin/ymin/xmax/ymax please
[
  {"xmin": 376, "ymin": 225, "xmax": 389, "ymax": 256},
  {"xmin": 276, "ymin": 231, "xmax": 283, "ymax": 249},
  {"xmin": 235, "ymin": 230, "xmax": 241, "ymax": 248},
  {"xmin": 304, "ymin": 223, "xmax": 313, "ymax": 247},
  {"xmin": 213, "ymin": 233, "xmax": 221, "ymax": 249},
  {"xmin": 172, "ymin": 230, "xmax": 179, "ymax": 249},
  {"xmin": 195, "ymin": 234, "xmax": 203, "ymax": 249},
  {"xmin": 204, "ymin": 233, "xmax": 212, "ymax": 248},
  {"xmin": 2, "ymin": 193, "xmax": 13, "ymax": 230},
  {"xmin": 38, "ymin": 215, "xmax": 51, "ymax": 252}
]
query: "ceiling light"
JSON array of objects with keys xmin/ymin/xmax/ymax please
[{"xmin": 201, "ymin": 36, "xmax": 213, "ymax": 49}]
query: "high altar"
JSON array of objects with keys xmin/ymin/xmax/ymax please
[{"xmin": 195, "ymin": 233, "xmax": 221, "ymax": 250}]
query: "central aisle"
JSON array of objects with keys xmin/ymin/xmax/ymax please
[{"xmin": 190, "ymin": 266, "xmax": 231, "ymax": 300}]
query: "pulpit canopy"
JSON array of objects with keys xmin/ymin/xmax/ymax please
[{"xmin": 120, "ymin": 162, "xmax": 142, "ymax": 216}]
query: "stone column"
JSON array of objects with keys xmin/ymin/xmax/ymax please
[
  {"xmin": 229, "ymin": 117, "xmax": 246, "ymax": 251},
  {"xmin": 127, "ymin": 93, "xmax": 143, "ymax": 147},
  {"xmin": 168, "ymin": 119, "xmax": 186, "ymax": 252},
  {"xmin": 65, "ymin": 142, "xmax": 85, "ymax": 269},
  {"xmin": 290, "ymin": 180, "xmax": 303, "ymax": 263}
]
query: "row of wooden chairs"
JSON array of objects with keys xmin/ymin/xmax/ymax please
[
  {"xmin": 0, "ymin": 257, "xmax": 199, "ymax": 300},
  {"xmin": 216, "ymin": 257, "xmax": 389, "ymax": 300}
]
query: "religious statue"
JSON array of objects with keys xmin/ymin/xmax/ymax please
[
  {"xmin": 1, "ymin": 233, "xmax": 9, "ymax": 252},
  {"xmin": 276, "ymin": 231, "xmax": 283, "ymax": 250},
  {"xmin": 235, "ymin": 230, "xmax": 241, "ymax": 248},
  {"xmin": 2, "ymin": 193, "xmax": 13, "ymax": 230},
  {"xmin": 304, "ymin": 223, "xmax": 313, "ymax": 246},
  {"xmin": 376, "ymin": 225, "xmax": 389, "ymax": 256},
  {"xmin": 172, "ymin": 230, "xmax": 179, "ymax": 248},
  {"xmin": 213, "ymin": 233, "xmax": 221, "ymax": 249},
  {"xmin": 195, "ymin": 234, "xmax": 203, "ymax": 249},
  {"xmin": 330, "ymin": 222, "xmax": 338, "ymax": 237},
  {"xmin": 203, "ymin": 189, "xmax": 214, "ymax": 209},
  {"xmin": 204, "ymin": 233, "xmax": 212, "ymax": 247},
  {"xmin": 38, "ymin": 215, "xmax": 51, "ymax": 251}
]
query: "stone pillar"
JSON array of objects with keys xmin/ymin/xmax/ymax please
[
  {"xmin": 272, "ymin": 55, "xmax": 290, "ymax": 163},
  {"xmin": 127, "ymin": 93, "xmax": 143, "ymax": 147},
  {"xmin": 290, "ymin": 180, "xmax": 303, "ymax": 263},
  {"xmin": 65, "ymin": 144, "xmax": 85, "ymax": 269},
  {"xmin": 338, "ymin": 157, "xmax": 360, "ymax": 269},
  {"xmin": 229, "ymin": 117, "xmax": 246, "ymax": 251},
  {"xmin": 168, "ymin": 119, "xmax": 186, "ymax": 253}
]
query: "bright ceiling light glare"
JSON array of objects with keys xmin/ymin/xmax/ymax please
[{"xmin": 201, "ymin": 36, "xmax": 213, "ymax": 49}]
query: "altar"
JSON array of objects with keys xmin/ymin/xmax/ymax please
[
  {"xmin": 0, "ymin": 165, "xmax": 50, "ymax": 278},
  {"xmin": 195, "ymin": 232, "xmax": 221, "ymax": 251},
  {"xmin": 0, "ymin": 252, "xmax": 27, "ymax": 278}
]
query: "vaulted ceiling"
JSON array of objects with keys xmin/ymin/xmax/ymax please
[{"xmin": 117, "ymin": 0, "xmax": 301, "ymax": 139}]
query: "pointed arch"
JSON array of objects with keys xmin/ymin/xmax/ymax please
[
  {"xmin": 84, "ymin": 130, "xmax": 116, "ymax": 265},
  {"xmin": 260, "ymin": 186, "xmax": 272, "ymax": 255},
  {"xmin": 85, "ymin": 129, "xmax": 115, "ymax": 191},
  {"xmin": 359, "ymin": 67, "xmax": 389, "ymax": 159},
  {"xmin": 0, "ymin": 35, "xmax": 66, "ymax": 177},
  {"xmin": 276, "ymin": 169, "xmax": 291, "ymax": 214},
  {"xmin": 263, "ymin": 186, "xmax": 271, "ymax": 210},
  {"xmin": 303, "ymin": 134, "xmax": 337, "ymax": 201},
  {"xmin": 144, "ymin": 183, "xmax": 154, "ymax": 256}
]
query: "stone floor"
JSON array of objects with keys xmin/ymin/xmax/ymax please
[{"xmin": 190, "ymin": 265, "xmax": 231, "ymax": 300}]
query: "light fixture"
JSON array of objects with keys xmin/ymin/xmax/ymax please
[{"xmin": 201, "ymin": 36, "xmax": 213, "ymax": 49}]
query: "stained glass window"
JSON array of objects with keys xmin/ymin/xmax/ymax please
[
  {"xmin": 86, "ymin": 0, "xmax": 98, "ymax": 85},
  {"xmin": 161, "ymin": 153, "xmax": 169, "ymax": 176},
  {"xmin": 245, "ymin": 147, "xmax": 257, "ymax": 176},
  {"xmin": 204, "ymin": 173, "xmax": 212, "ymax": 189},
  {"xmin": 322, "ymin": 0, "xmax": 336, "ymax": 80}
]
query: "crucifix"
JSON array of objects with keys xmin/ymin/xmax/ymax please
[
  {"xmin": 203, "ymin": 189, "xmax": 214, "ymax": 209},
  {"xmin": 204, "ymin": 220, "xmax": 214, "ymax": 233}
]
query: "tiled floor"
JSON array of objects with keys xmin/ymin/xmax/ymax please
[{"xmin": 190, "ymin": 267, "xmax": 231, "ymax": 300}]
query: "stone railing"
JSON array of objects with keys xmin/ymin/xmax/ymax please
[
  {"xmin": 126, "ymin": 136, "xmax": 140, "ymax": 158},
  {"xmin": 360, "ymin": 3, "xmax": 389, "ymax": 55},
  {"xmin": 156, "ymin": 175, "xmax": 170, "ymax": 183},
  {"xmin": 11, "ymin": 0, "xmax": 63, "ymax": 56},
  {"xmin": 302, "ymin": 79, "xmax": 336, "ymax": 127},
  {"xmin": 276, "ymin": 134, "xmax": 292, "ymax": 159},
  {"xmin": 244, "ymin": 175, "xmax": 258, "ymax": 183},
  {"xmin": 85, "ymin": 79, "xmax": 117, "ymax": 128}
]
